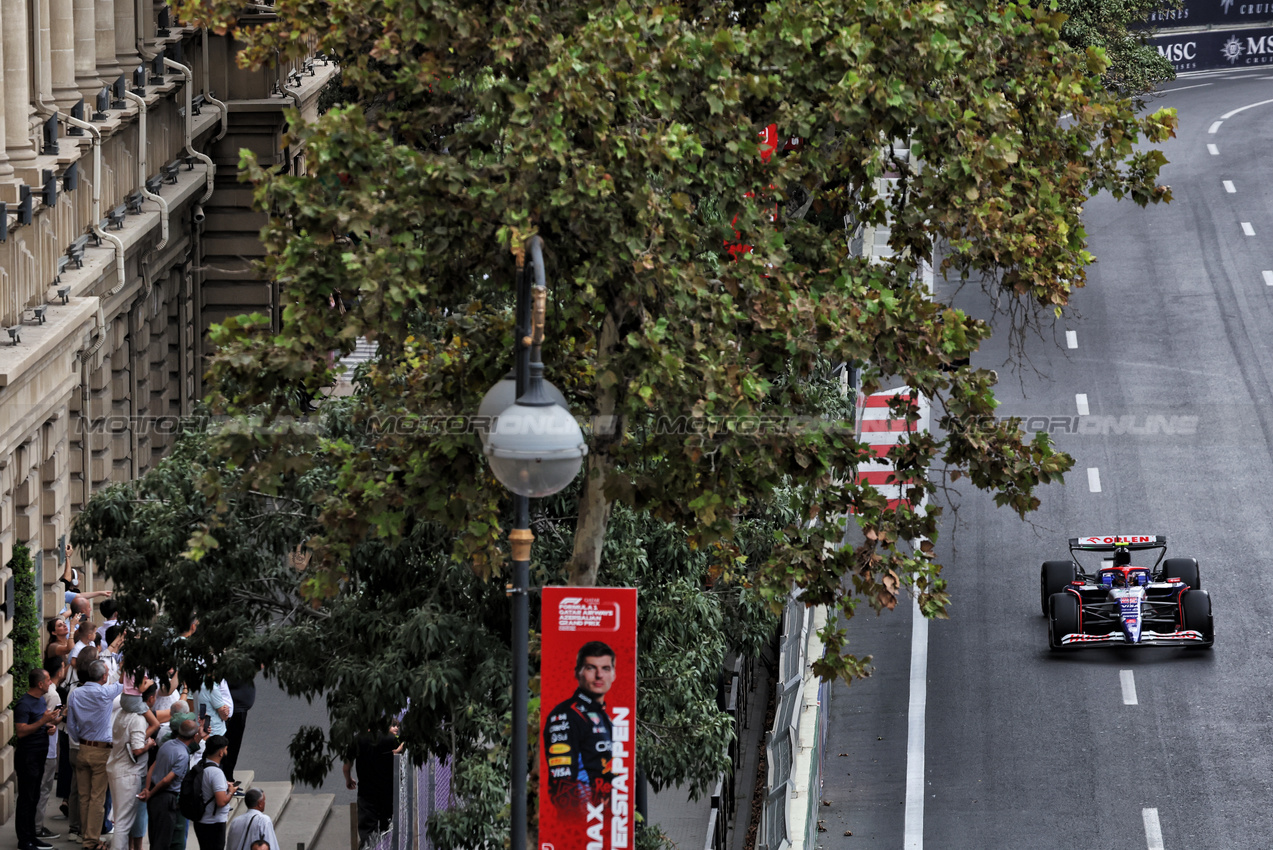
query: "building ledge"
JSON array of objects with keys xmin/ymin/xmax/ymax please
[{"xmin": 0, "ymin": 297, "xmax": 98, "ymax": 387}]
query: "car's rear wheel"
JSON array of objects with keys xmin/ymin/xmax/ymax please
[
  {"xmin": 1041, "ymin": 560, "xmax": 1078, "ymax": 615},
  {"xmin": 1049, "ymin": 592, "xmax": 1080, "ymax": 651},
  {"xmin": 1181, "ymin": 589, "xmax": 1214, "ymax": 648},
  {"xmin": 1163, "ymin": 557, "xmax": 1201, "ymax": 590}
]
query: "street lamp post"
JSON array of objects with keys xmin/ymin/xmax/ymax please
[{"xmin": 482, "ymin": 236, "xmax": 587, "ymax": 850}]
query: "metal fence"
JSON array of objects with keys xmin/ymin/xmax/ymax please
[
  {"xmin": 701, "ymin": 651, "xmax": 755, "ymax": 850},
  {"xmin": 369, "ymin": 755, "xmax": 453, "ymax": 850},
  {"xmin": 758, "ymin": 598, "xmax": 816, "ymax": 850}
]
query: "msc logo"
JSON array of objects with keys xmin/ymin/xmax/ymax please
[{"xmin": 1157, "ymin": 41, "xmax": 1197, "ymax": 62}]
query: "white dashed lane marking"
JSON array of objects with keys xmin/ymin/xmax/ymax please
[
  {"xmin": 1209, "ymin": 121, "xmax": 1223, "ymax": 133},
  {"xmin": 1208, "ymin": 144, "xmax": 1219, "ymax": 155},
  {"xmin": 1066, "ymin": 330, "xmax": 1078, "ymax": 349},
  {"xmin": 1224, "ymin": 180, "xmax": 1236, "ymax": 193},
  {"xmin": 1144, "ymin": 808, "xmax": 1165, "ymax": 850},
  {"xmin": 1120, "ymin": 670, "xmax": 1138, "ymax": 705},
  {"xmin": 1076, "ymin": 394, "xmax": 1089, "ymax": 416},
  {"xmin": 1264, "ymin": 270, "xmax": 1273, "ymax": 286},
  {"xmin": 1088, "ymin": 468, "xmax": 1102, "ymax": 493},
  {"xmin": 1242, "ymin": 222, "xmax": 1256, "ymax": 236}
]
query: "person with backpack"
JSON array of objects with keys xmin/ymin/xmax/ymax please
[
  {"xmin": 186, "ymin": 736, "xmax": 239, "ymax": 850},
  {"xmin": 137, "ymin": 719, "xmax": 202, "ymax": 850}
]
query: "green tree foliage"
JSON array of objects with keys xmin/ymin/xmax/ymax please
[
  {"xmin": 1047, "ymin": 0, "xmax": 1178, "ymax": 94},
  {"xmin": 72, "ymin": 413, "xmax": 778, "ymax": 840},
  {"xmin": 175, "ymin": 0, "xmax": 1174, "ymax": 674},
  {"xmin": 8, "ymin": 544, "xmax": 42, "ymax": 711}
]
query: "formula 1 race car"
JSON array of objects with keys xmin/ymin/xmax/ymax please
[{"xmin": 1039, "ymin": 535, "xmax": 1213, "ymax": 650}]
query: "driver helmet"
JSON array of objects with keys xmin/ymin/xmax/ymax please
[{"xmin": 1111, "ymin": 571, "xmax": 1128, "ymax": 588}]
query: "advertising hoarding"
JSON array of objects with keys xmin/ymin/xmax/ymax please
[
  {"xmin": 1137, "ymin": 0, "xmax": 1273, "ymax": 27},
  {"xmin": 539, "ymin": 587, "xmax": 637, "ymax": 850},
  {"xmin": 1149, "ymin": 25, "xmax": 1273, "ymax": 71}
]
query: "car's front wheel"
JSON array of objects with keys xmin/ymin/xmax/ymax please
[
  {"xmin": 1049, "ymin": 592, "xmax": 1080, "ymax": 651},
  {"xmin": 1041, "ymin": 560, "xmax": 1078, "ymax": 616},
  {"xmin": 1181, "ymin": 588, "xmax": 1214, "ymax": 648},
  {"xmin": 1164, "ymin": 557, "xmax": 1201, "ymax": 591}
]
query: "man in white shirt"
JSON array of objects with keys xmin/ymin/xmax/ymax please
[
  {"xmin": 224, "ymin": 789, "xmax": 278, "ymax": 850},
  {"xmin": 106, "ymin": 686, "xmax": 157, "ymax": 850}
]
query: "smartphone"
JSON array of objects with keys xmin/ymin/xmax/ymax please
[{"xmin": 198, "ymin": 702, "xmax": 208, "ymax": 722}]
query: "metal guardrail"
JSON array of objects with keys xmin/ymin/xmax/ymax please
[
  {"xmin": 701, "ymin": 653, "xmax": 753, "ymax": 850},
  {"xmin": 758, "ymin": 598, "xmax": 812, "ymax": 850}
]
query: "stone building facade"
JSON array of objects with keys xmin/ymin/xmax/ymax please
[{"xmin": 0, "ymin": 0, "xmax": 335, "ymax": 821}]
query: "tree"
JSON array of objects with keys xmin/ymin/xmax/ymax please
[
  {"xmin": 72, "ymin": 410, "xmax": 780, "ymax": 842},
  {"xmin": 7, "ymin": 544, "xmax": 41, "ymax": 712},
  {"xmin": 1047, "ymin": 0, "xmax": 1179, "ymax": 94},
  {"xmin": 150, "ymin": 0, "xmax": 1173, "ymax": 838}
]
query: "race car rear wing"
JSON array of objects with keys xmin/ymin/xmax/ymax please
[
  {"xmin": 1068, "ymin": 535, "xmax": 1166, "ymax": 551},
  {"xmin": 1069, "ymin": 535, "xmax": 1167, "ymax": 571}
]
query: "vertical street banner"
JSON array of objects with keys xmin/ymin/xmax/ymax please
[{"xmin": 540, "ymin": 587, "xmax": 637, "ymax": 850}]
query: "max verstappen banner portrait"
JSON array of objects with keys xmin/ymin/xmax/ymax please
[{"xmin": 540, "ymin": 587, "xmax": 637, "ymax": 850}]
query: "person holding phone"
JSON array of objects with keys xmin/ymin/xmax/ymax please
[
  {"xmin": 15, "ymin": 669, "xmax": 59, "ymax": 850},
  {"xmin": 106, "ymin": 685, "xmax": 157, "ymax": 850},
  {"xmin": 193, "ymin": 737, "xmax": 238, "ymax": 850}
]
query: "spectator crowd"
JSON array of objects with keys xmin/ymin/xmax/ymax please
[{"xmin": 13, "ymin": 547, "xmax": 272, "ymax": 850}]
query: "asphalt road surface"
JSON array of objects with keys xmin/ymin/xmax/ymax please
[{"xmin": 821, "ymin": 70, "xmax": 1273, "ymax": 849}]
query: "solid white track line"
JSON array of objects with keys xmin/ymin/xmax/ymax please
[
  {"xmin": 1121, "ymin": 670, "xmax": 1139, "ymax": 705},
  {"xmin": 1144, "ymin": 808, "xmax": 1165, "ymax": 850},
  {"xmin": 1076, "ymin": 394, "xmax": 1089, "ymax": 416},
  {"xmin": 1221, "ymin": 97, "xmax": 1273, "ymax": 120},
  {"xmin": 1088, "ymin": 468, "xmax": 1101, "ymax": 493},
  {"xmin": 903, "ymin": 594, "xmax": 928, "ymax": 850}
]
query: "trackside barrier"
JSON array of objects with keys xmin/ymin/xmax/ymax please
[
  {"xmin": 700, "ymin": 654, "xmax": 753, "ymax": 850},
  {"xmin": 758, "ymin": 599, "xmax": 828, "ymax": 850}
]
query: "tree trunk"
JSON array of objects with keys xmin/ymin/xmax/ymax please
[{"xmin": 567, "ymin": 312, "xmax": 621, "ymax": 586}]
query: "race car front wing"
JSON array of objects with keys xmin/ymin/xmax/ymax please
[{"xmin": 1058, "ymin": 629, "xmax": 1207, "ymax": 647}]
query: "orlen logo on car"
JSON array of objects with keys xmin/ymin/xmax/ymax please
[{"xmin": 1080, "ymin": 535, "xmax": 1154, "ymax": 544}]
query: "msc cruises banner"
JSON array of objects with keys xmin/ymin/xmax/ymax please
[
  {"xmin": 1149, "ymin": 25, "xmax": 1273, "ymax": 71},
  {"xmin": 1138, "ymin": 0, "xmax": 1273, "ymax": 28},
  {"xmin": 540, "ymin": 587, "xmax": 637, "ymax": 850}
]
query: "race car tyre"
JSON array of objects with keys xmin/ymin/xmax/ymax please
[
  {"xmin": 1164, "ymin": 557, "xmax": 1201, "ymax": 590},
  {"xmin": 1041, "ymin": 560, "xmax": 1078, "ymax": 615},
  {"xmin": 1049, "ymin": 592, "xmax": 1080, "ymax": 651},
  {"xmin": 1181, "ymin": 589, "xmax": 1214, "ymax": 647}
]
